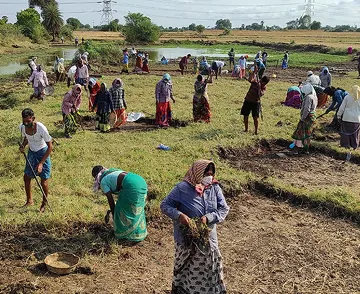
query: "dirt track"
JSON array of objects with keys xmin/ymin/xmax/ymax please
[{"xmin": 1, "ymin": 192, "xmax": 360, "ymax": 293}]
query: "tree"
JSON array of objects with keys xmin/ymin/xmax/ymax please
[
  {"xmin": 122, "ymin": 13, "xmax": 160, "ymax": 43},
  {"xmin": 215, "ymin": 19, "xmax": 232, "ymax": 30},
  {"xmin": 16, "ymin": 8, "xmax": 42, "ymax": 38},
  {"xmin": 260, "ymin": 20, "xmax": 264, "ymax": 30},
  {"xmin": 29, "ymin": 0, "xmax": 56, "ymax": 9},
  {"xmin": 298, "ymin": 15, "xmax": 311, "ymax": 29},
  {"xmin": 195, "ymin": 24, "xmax": 205, "ymax": 34},
  {"xmin": 286, "ymin": 19, "xmax": 299, "ymax": 30},
  {"xmin": 189, "ymin": 23, "xmax": 196, "ymax": 31},
  {"xmin": 66, "ymin": 17, "xmax": 82, "ymax": 30},
  {"xmin": 60, "ymin": 24, "xmax": 73, "ymax": 40},
  {"xmin": 42, "ymin": 2, "xmax": 64, "ymax": 40},
  {"xmin": 310, "ymin": 21, "xmax": 321, "ymax": 30},
  {"xmin": 0, "ymin": 16, "xmax": 8, "ymax": 25}
]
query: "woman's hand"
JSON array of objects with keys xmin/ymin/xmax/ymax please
[
  {"xmin": 179, "ymin": 213, "xmax": 190, "ymax": 225},
  {"xmin": 201, "ymin": 216, "xmax": 208, "ymax": 225}
]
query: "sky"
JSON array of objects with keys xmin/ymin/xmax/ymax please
[{"xmin": 1, "ymin": 0, "xmax": 360, "ymax": 28}]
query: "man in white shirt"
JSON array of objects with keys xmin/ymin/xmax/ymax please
[
  {"xmin": 19, "ymin": 108, "xmax": 53, "ymax": 212},
  {"xmin": 211, "ymin": 60, "xmax": 225, "ymax": 79}
]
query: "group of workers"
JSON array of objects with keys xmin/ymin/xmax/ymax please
[
  {"xmin": 19, "ymin": 45, "xmax": 360, "ymax": 294},
  {"xmin": 121, "ymin": 47, "xmax": 150, "ymax": 74},
  {"xmin": 19, "ymin": 104, "xmax": 229, "ymax": 292}
]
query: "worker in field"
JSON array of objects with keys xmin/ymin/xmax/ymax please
[
  {"xmin": 240, "ymin": 67, "xmax": 270, "ymax": 135},
  {"xmin": 179, "ymin": 54, "xmax": 191, "ymax": 75},
  {"xmin": 92, "ymin": 165, "xmax": 148, "ymax": 242},
  {"xmin": 19, "ymin": 108, "xmax": 53, "ymax": 212},
  {"xmin": 228, "ymin": 48, "xmax": 235, "ymax": 69},
  {"xmin": 282, "ymin": 51, "xmax": 289, "ymax": 69}
]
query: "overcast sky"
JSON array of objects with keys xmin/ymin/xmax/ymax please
[{"xmin": 1, "ymin": 0, "xmax": 360, "ymax": 28}]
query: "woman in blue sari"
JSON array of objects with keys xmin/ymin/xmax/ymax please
[{"xmin": 92, "ymin": 165, "xmax": 148, "ymax": 242}]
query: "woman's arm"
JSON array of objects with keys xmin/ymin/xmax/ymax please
[
  {"xmin": 204, "ymin": 185, "xmax": 230, "ymax": 225},
  {"xmin": 105, "ymin": 191, "xmax": 116, "ymax": 216}
]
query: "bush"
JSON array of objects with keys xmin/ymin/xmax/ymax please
[
  {"xmin": 60, "ymin": 24, "xmax": 74, "ymax": 40},
  {"xmin": 122, "ymin": 13, "xmax": 160, "ymax": 43},
  {"xmin": 74, "ymin": 41, "xmax": 122, "ymax": 65},
  {"xmin": 0, "ymin": 90, "xmax": 19, "ymax": 110}
]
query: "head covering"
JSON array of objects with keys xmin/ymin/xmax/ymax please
[
  {"xmin": 163, "ymin": 73, "xmax": 171, "ymax": 81},
  {"xmin": 100, "ymin": 82, "xmax": 107, "ymax": 92},
  {"xmin": 307, "ymin": 71, "xmax": 313, "ymax": 77},
  {"xmin": 83, "ymin": 52, "xmax": 89, "ymax": 56},
  {"xmin": 112, "ymin": 78, "xmax": 123, "ymax": 88},
  {"xmin": 301, "ymin": 83, "xmax": 315, "ymax": 96},
  {"xmin": 71, "ymin": 84, "xmax": 82, "ymax": 96},
  {"xmin": 351, "ymin": 85, "xmax": 360, "ymax": 100},
  {"xmin": 321, "ymin": 66, "xmax": 329, "ymax": 74},
  {"xmin": 92, "ymin": 166, "xmax": 108, "ymax": 192},
  {"xmin": 89, "ymin": 78, "xmax": 96, "ymax": 86},
  {"xmin": 59, "ymin": 58, "xmax": 64, "ymax": 64},
  {"xmin": 184, "ymin": 160, "xmax": 216, "ymax": 195}
]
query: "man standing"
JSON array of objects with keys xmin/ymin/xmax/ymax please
[
  {"xmin": 19, "ymin": 108, "xmax": 52, "ymax": 212},
  {"xmin": 228, "ymin": 48, "xmax": 235, "ymax": 69},
  {"xmin": 240, "ymin": 69, "xmax": 270, "ymax": 135}
]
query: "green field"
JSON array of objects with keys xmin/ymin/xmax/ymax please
[{"xmin": 1, "ymin": 64, "xmax": 360, "ymax": 229}]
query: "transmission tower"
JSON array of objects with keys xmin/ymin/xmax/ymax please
[
  {"xmin": 304, "ymin": 0, "xmax": 315, "ymax": 16},
  {"xmin": 101, "ymin": 0, "xmax": 116, "ymax": 25}
]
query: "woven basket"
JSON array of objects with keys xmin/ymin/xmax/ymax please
[{"xmin": 44, "ymin": 252, "xmax": 80, "ymax": 275}]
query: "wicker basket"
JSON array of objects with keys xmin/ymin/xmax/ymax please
[{"xmin": 44, "ymin": 252, "xmax": 80, "ymax": 275}]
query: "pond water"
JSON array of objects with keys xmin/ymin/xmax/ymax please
[
  {"xmin": 140, "ymin": 47, "xmax": 252, "ymax": 62},
  {"xmin": 0, "ymin": 48, "xmax": 77, "ymax": 75},
  {"xmin": 0, "ymin": 47, "xmax": 253, "ymax": 75}
]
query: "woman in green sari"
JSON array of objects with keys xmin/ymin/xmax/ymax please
[{"xmin": 92, "ymin": 165, "xmax": 148, "ymax": 242}]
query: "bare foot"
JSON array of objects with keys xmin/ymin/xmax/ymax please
[
  {"xmin": 39, "ymin": 202, "xmax": 46, "ymax": 213},
  {"xmin": 23, "ymin": 202, "xmax": 34, "ymax": 207}
]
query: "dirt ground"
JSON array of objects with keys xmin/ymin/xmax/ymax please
[
  {"xmin": 54, "ymin": 116, "xmax": 189, "ymax": 134},
  {"xmin": 1, "ymin": 192, "xmax": 360, "ymax": 293},
  {"xmin": 219, "ymin": 139, "xmax": 360, "ymax": 194}
]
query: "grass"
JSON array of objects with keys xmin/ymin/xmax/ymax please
[{"xmin": 1, "ymin": 62, "xmax": 360, "ymax": 229}]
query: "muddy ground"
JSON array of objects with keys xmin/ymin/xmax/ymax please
[
  {"xmin": 54, "ymin": 116, "xmax": 189, "ymax": 134},
  {"xmin": 1, "ymin": 192, "xmax": 360, "ymax": 293},
  {"xmin": 219, "ymin": 139, "xmax": 360, "ymax": 194}
]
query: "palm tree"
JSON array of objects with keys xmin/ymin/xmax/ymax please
[
  {"xmin": 28, "ymin": 0, "xmax": 47, "ymax": 9},
  {"xmin": 42, "ymin": 2, "xmax": 63, "ymax": 41}
]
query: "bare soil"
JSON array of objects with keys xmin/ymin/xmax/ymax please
[
  {"xmin": 1, "ymin": 193, "xmax": 360, "ymax": 293},
  {"xmin": 219, "ymin": 139, "xmax": 360, "ymax": 194},
  {"xmin": 54, "ymin": 115, "xmax": 189, "ymax": 134}
]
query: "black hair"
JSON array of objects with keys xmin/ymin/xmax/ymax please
[
  {"xmin": 187, "ymin": 54, "xmax": 191, "ymax": 57},
  {"xmin": 204, "ymin": 162, "xmax": 215, "ymax": 176},
  {"xmin": 22, "ymin": 108, "xmax": 34, "ymax": 118},
  {"xmin": 197, "ymin": 74, "xmax": 203, "ymax": 82},
  {"xmin": 261, "ymin": 76, "xmax": 270, "ymax": 84},
  {"xmin": 92, "ymin": 165, "xmax": 103, "ymax": 178},
  {"xmin": 324, "ymin": 86, "xmax": 336, "ymax": 96}
]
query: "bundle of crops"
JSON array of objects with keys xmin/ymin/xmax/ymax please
[{"xmin": 180, "ymin": 218, "xmax": 211, "ymax": 251}]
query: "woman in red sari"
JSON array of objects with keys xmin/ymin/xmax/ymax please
[
  {"xmin": 88, "ymin": 78, "xmax": 100, "ymax": 112},
  {"xmin": 155, "ymin": 73, "xmax": 175, "ymax": 127}
]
